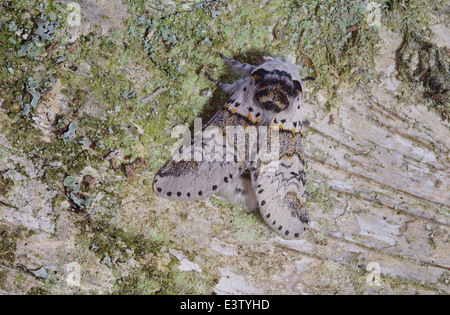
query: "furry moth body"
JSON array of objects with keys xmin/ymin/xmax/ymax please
[{"xmin": 153, "ymin": 54, "xmax": 309, "ymax": 239}]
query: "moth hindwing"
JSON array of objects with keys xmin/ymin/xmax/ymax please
[{"xmin": 153, "ymin": 54, "xmax": 308, "ymax": 239}]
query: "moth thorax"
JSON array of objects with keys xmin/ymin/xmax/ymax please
[
  {"xmin": 255, "ymin": 82, "xmax": 292, "ymax": 113},
  {"xmin": 252, "ymin": 68, "xmax": 302, "ymax": 113}
]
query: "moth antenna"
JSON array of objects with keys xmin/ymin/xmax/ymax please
[
  {"xmin": 217, "ymin": 52, "xmax": 256, "ymax": 77},
  {"xmin": 205, "ymin": 72, "xmax": 230, "ymax": 90},
  {"xmin": 217, "ymin": 52, "xmax": 231, "ymax": 61},
  {"xmin": 301, "ymin": 76, "xmax": 316, "ymax": 82},
  {"xmin": 301, "ymin": 120, "xmax": 311, "ymax": 126}
]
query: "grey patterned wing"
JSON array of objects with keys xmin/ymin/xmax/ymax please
[
  {"xmin": 153, "ymin": 101, "xmax": 259, "ymax": 201},
  {"xmin": 251, "ymin": 117, "xmax": 309, "ymax": 239}
]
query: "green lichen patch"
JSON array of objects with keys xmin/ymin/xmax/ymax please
[
  {"xmin": 110, "ymin": 260, "xmax": 214, "ymax": 294},
  {"xmin": 231, "ymin": 208, "xmax": 268, "ymax": 242},
  {"xmin": 5, "ymin": 120, "xmax": 95, "ymax": 181},
  {"xmin": 383, "ymin": 0, "xmax": 440, "ymax": 32},
  {"xmin": 0, "ymin": 176, "xmax": 14, "ymax": 196},
  {"xmin": 73, "ymin": 217, "xmax": 185, "ymax": 294},
  {"xmin": 173, "ymin": 270, "xmax": 213, "ymax": 295},
  {"xmin": 0, "ymin": 226, "xmax": 17, "ymax": 263},
  {"xmin": 111, "ymin": 266, "xmax": 177, "ymax": 295},
  {"xmin": 26, "ymin": 286, "xmax": 51, "ymax": 295},
  {"xmin": 73, "ymin": 216, "xmax": 214, "ymax": 294},
  {"xmin": 0, "ymin": 225, "xmax": 32, "ymax": 264},
  {"xmin": 76, "ymin": 217, "xmax": 163, "ymax": 262},
  {"xmin": 0, "ymin": 1, "xmax": 64, "ymax": 107}
]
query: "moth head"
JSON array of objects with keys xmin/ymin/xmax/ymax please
[{"xmin": 252, "ymin": 58, "xmax": 303, "ymax": 113}]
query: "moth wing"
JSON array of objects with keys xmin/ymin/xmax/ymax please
[
  {"xmin": 153, "ymin": 92, "xmax": 259, "ymax": 201},
  {"xmin": 251, "ymin": 113, "xmax": 309, "ymax": 239}
]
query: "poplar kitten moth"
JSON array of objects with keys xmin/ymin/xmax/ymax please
[{"xmin": 153, "ymin": 53, "xmax": 309, "ymax": 239}]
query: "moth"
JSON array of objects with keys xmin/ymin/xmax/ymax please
[{"xmin": 153, "ymin": 53, "xmax": 308, "ymax": 239}]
